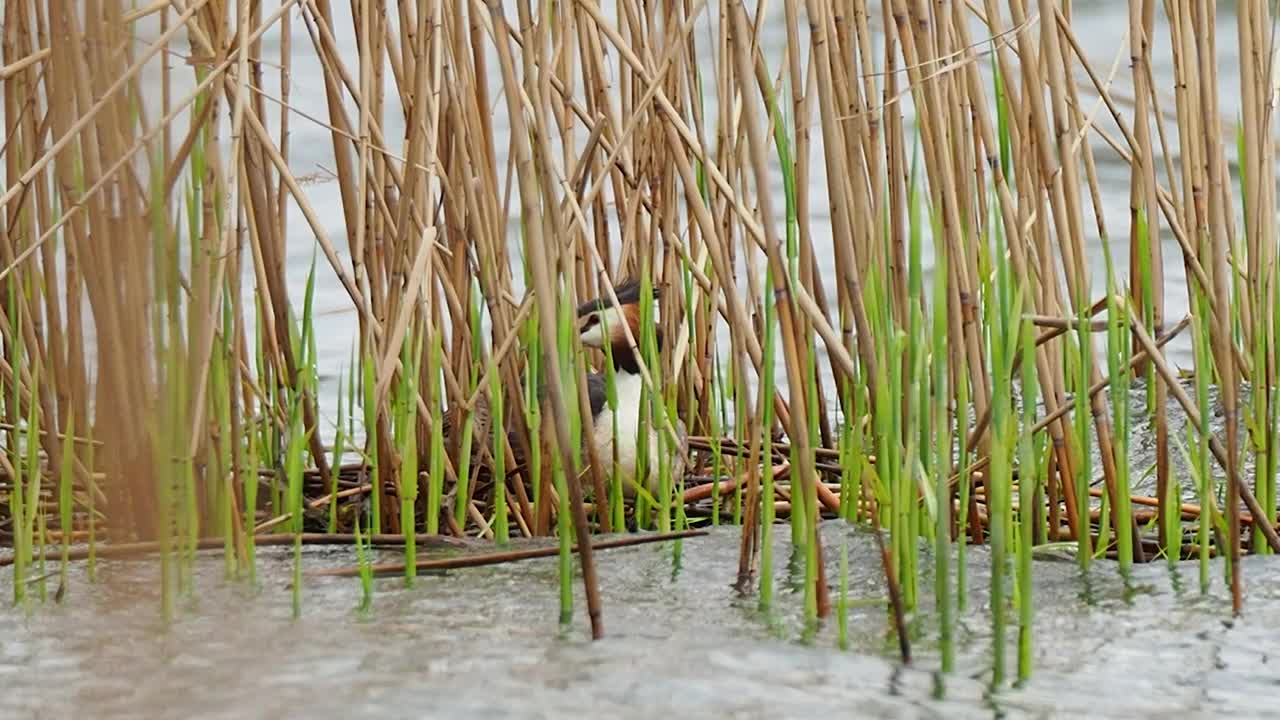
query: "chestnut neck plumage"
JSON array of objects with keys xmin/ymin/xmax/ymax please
[{"xmin": 606, "ymin": 329, "xmax": 662, "ymax": 375}]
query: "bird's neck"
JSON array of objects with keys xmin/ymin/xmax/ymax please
[
  {"xmin": 608, "ymin": 329, "xmax": 661, "ymax": 375},
  {"xmin": 609, "ymin": 340, "xmax": 643, "ymax": 374}
]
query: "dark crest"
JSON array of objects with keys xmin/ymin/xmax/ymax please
[{"xmin": 574, "ymin": 279, "xmax": 661, "ymax": 317}]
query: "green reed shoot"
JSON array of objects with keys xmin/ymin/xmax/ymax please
[
  {"xmin": 870, "ymin": 249, "xmax": 916, "ymax": 610},
  {"xmin": 1192, "ymin": 283, "xmax": 1214, "ymax": 592},
  {"xmin": 1266, "ymin": 274, "xmax": 1280, "ymax": 557},
  {"xmin": 288, "ymin": 257, "xmax": 317, "ymax": 609},
  {"xmin": 732, "ymin": 357, "xmax": 748, "ymax": 526},
  {"xmin": 904, "ymin": 330, "xmax": 927, "ymax": 616},
  {"xmin": 672, "ymin": 272, "xmax": 695, "ymax": 559},
  {"xmin": 329, "ymin": 373, "xmax": 348, "ymax": 533},
  {"xmin": 151, "ymin": 153, "xmax": 178, "ymax": 617},
  {"xmin": 36, "ymin": 513, "xmax": 47, "ymax": 603},
  {"xmin": 84, "ymin": 418, "xmax": 96, "ymax": 582},
  {"xmin": 1247, "ymin": 239, "xmax": 1277, "ymax": 556},
  {"xmin": 398, "ymin": 327, "xmax": 425, "ymax": 586},
  {"xmin": 429, "ymin": 326, "xmax": 447, "ymax": 537},
  {"xmin": 362, "ymin": 352, "xmax": 381, "ymax": 534},
  {"xmin": 638, "ymin": 267, "xmax": 663, "ymax": 531},
  {"xmin": 284, "ymin": 395, "xmax": 308, "ymax": 618},
  {"xmin": 679, "ymin": 257, "xmax": 698, "ymax": 467},
  {"xmin": 771, "ymin": 73, "xmax": 810, "ymax": 556},
  {"xmin": 9, "ymin": 393, "xmax": 26, "ymax": 605},
  {"xmin": 215, "ymin": 298, "xmax": 236, "ymax": 580},
  {"xmin": 989, "ymin": 405, "xmax": 1013, "ymax": 689},
  {"xmin": 353, "ymin": 508, "xmax": 374, "ymax": 613},
  {"xmin": 554, "ymin": 287, "xmax": 583, "ymax": 625},
  {"xmin": 253, "ymin": 304, "xmax": 278, "ymax": 520},
  {"xmin": 1134, "ymin": 210, "xmax": 1156, "ymax": 411},
  {"xmin": 837, "ymin": 380, "xmax": 854, "ymax": 522},
  {"xmin": 670, "ymin": 333, "xmax": 691, "ymax": 548},
  {"xmin": 709, "ymin": 356, "xmax": 726, "ymax": 527},
  {"xmin": 856, "ymin": 362, "xmax": 872, "ymax": 526},
  {"xmin": 180, "ymin": 415, "xmax": 198, "ymax": 597},
  {"xmin": 244, "ymin": 408, "xmax": 260, "ymax": 585},
  {"xmin": 155, "ymin": 308, "xmax": 177, "ymax": 621},
  {"xmin": 453, "ymin": 289, "xmax": 484, "ymax": 530},
  {"xmin": 986, "ymin": 208, "xmax": 1022, "ymax": 688},
  {"xmin": 57, "ymin": 410, "xmax": 75, "ymax": 598},
  {"xmin": 22, "ymin": 323, "xmax": 42, "ymax": 578},
  {"xmin": 523, "ymin": 313, "xmax": 543, "ymax": 522},
  {"xmin": 489, "ymin": 356, "xmax": 509, "ymax": 545},
  {"xmin": 1016, "ymin": 319, "xmax": 1038, "ymax": 683},
  {"xmin": 1103, "ymin": 267, "xmax": 1135, "ymax": 572},
  {"xmin": 595, "ymin": 292, "xmax": 625, "ymax": 529},
  {"xmin": 992, "ymin": 42, "xmax": 1013, "ymax": 185},
  {"xmin": 802, "ymin": 335, "xmax": 822, "ymax": 623},
  {"xmin": 1075, "ymin": 294, "xmax": 1094, "ymax": 570},
  {"xmin": 759, "ymin": 263, "xmax": 779, "ymax": 613},
  {"xmin": 654, "ymin": 303, "xmax": 681, "ymax": 536},
  {"xmin": 931, "ymin": 250, "xmax": 954, "ymax": 673},
  {"xmin": 291, "ymin": 256, "xmax": 321, "ymax": 606}
]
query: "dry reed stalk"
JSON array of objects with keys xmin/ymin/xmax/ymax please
[
  {"xmin": 984, "ymin": 0, "xmax": 1140, "ymax": 561},
  {"xmin": 1048, "ymin": 7, "xmax": 1247, "ymax": 383},
  {"xmin": 0, "ymin": 531, "xmax": 477, "ymax": 569},
  {"xmin": 573, "ymin": 1, "xmax": 783, "ymax": 354},
  {"xmin": 1125, "ymin": 300, "xmax": 1280, "ymax": 554},
  {"xmin": 484, "ymin": 0, "xmax": 603, "ymax": 637},
  {"xmin": 1042, "ymin": 2, "xmax": 1104, "ymax": 546},
  {"xmin": 729, "ymin": 0, "xmax": 828, "ymax": 618},
  {"xmin": 1235, "ymin": 1, "xmax": 1278, "ymax": 562},
  {"xmin": 807, "ymin": 0, "xmax": 880, "ymax": 415},
  {"xmin": 1188, "ymin": 0, "xmax": 1242, "ymax": 611},
  {"xmin": 951, "ymin": 3, "xmax": 1080, "ymax": 541},
  {"xmin": 735, "ymin": 359, "xmax": 766, "ymax": 591},
  {"xmin": 895, "ymin": 0, "xmax": 992, "ymax": 461},
  {"xmin": 40, "ymin": 0, "xmax": 165, "ymax": 540},
  {"xmin": 1121, "ymin": 0, "xmax": 1170, "ymax": 550},
  {"xmin": 308, "ymin": 528, "xmax": 708, "ymax": 579}
]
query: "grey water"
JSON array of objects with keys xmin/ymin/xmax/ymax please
[
  {"xmin": 5, "ymin": 523, "xmax": 1280, "ymax": 719},
  {"xmin": 6, "ymin": 1, "xmax": 1280, "ymax": 718}
]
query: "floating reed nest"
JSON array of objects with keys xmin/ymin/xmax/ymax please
[{"xmin": 441, "ymin": 383, "xmax": 692, "ymax": 504}]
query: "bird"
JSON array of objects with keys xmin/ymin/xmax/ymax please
[
  {"xmin": 444, "ymin": 280, "xmax": 689, "ymax": 522},
  {"xmin": 572, "ymin": 279, "xmax": 688, "ymax": 502}
]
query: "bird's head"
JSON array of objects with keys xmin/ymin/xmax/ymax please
[{"xmin": 575, "ymin": 280, "xmax": 660, "ymax": 350}]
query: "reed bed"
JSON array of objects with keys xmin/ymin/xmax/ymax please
[{"xmin": 1, "ymin": 0, "xmax": 1278, "ymax": 685}]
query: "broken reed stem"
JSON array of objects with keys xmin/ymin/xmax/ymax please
[
  {"xmin": 0, "ymin": 532, "xmax": 475, "ymax": 569},
  {"xmin": 307, "ymin": 529, "xmax": 707, "ymax": 578}
]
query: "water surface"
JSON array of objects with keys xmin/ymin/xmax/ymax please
[{"xmin": 5, "ymin": 524, "xmax": 1280, "ymax": 718}]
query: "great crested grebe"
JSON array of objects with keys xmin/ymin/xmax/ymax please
[
  {"xmin": 476, "ymin": 281, "xmax": 687, "ymax": 511},
  {"xmin": 572, "ymin": 280, "xmax": 687, "ymax": 500}
]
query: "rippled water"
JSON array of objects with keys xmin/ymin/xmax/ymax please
[{"xmin": 4, "ymin": 524, "xmax": 1280, "ymax": 718}]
